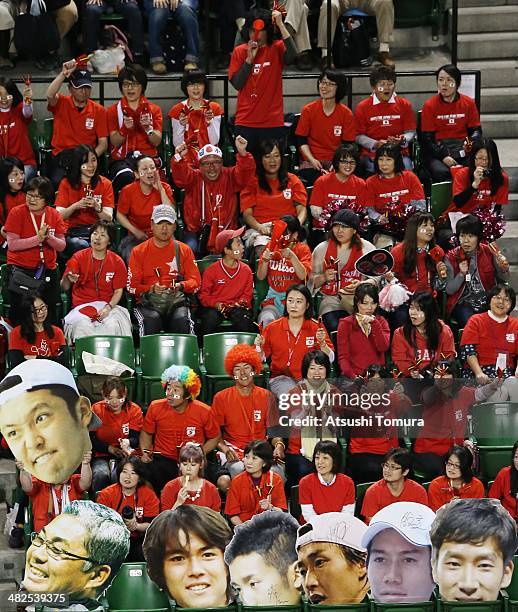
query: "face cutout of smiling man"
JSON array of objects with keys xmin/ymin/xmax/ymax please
[
  {"xmin": 23, "ymin": 500, "xmax": 130, "ymax": 604},
  {"xmin": 430, "ymin": 498, "xmax": 517, "ymax": 602},
  {"xmin": 362, "ymin": 501, "xmax": 436, "ymax": 603},
  {"xmin": 225, "ymin": 511, "xmax": 301, "ymax": 607},
  {"xmin": 144, "ymin": 505, "xmax": 232, "ymax": 609},
  {"xmin": 0, "ymin": 360, "xmax": 99, "ymax": 485},
  {"xmin": 296, "ymin": 512, "xmax": 369, "ymax": 605}
]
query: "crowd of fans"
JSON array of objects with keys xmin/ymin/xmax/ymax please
[{"xmin": 0, "ymin": 10, "xmax": 516, "ymax": 577}]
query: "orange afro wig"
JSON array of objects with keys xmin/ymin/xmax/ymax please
[{"xmin": 224, "ymin": 344, "xmax": 262, "ymax": 377}]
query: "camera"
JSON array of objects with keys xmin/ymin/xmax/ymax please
[
  {"xmin": 482, "ymin": 169, "xmax": 492, "ymax": 178},
  {"xmin": 121, "ymin": 506, "xmax": 134, "ymax": 520}
]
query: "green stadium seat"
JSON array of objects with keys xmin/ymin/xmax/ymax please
[
  {"xmin": 104, "ymin": 562, "xmax": 171, "ymax": 612},
  {"xmin": 239, "ymin": 605, "xmax": 302, "ymax": 612},
  {"xmin": 173, "ymin": 606, "xmax": 237, "ymax": 612},
  {"xmin": 369, "ymin": 594, "xmax": 434, "ymax": 612},
  {"xmin": 139, "ymin": 333, "xmax": 200, "ymax": 405},
  {"xmin": 435, "ymin": 593, "xmax": 504, "ymax": 612},
  {"xmin": 289, "ymin": 484, "xmax": 301, "ymax": 522},
  {"xmin": 73, "ymin": 335, "xmax": 137, "ymax": 400},
  {"xmin": 471, "ymin": 403, "xmax": 518, "ymax": 480},
  {"xmin": 201, "ymin": 332, "xmax": 264, "ymax": 401},
  {"xmin": 429, "ymin": 182, "xmax": 452, "ymax": 220},
  {"xmin": 304, "ymin": 600, "xmax": 369, "ymax": 612},
  {"xmin": 394, "ymin": 0, "xmax": 445, "ymax": 38},
  {"xmin": 197, "ymin": 255, "xmax": 222, "ymax": 276}
]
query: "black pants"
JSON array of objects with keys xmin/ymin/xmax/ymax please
[
  {"xmin": 285, "ymin": 453, "xmax": 313, "ymax": 491},
  {"xmin": 7, "ymin": 265, "xmax": 59, "ymax": 326},
  {"xmin": 412, "ymin": 452, "xmax": 444, "ymax": 481},
  {"xmin": 144, "ymin": 454, "xmax": 179, "ymax": 496},
  {"xmin": 347, "ymin": 453, "xmax": 384, "ymax": 484},
  {"xmin": 133, "ymin": 305, "xmax": 196, "ymax": 336},
  {"xmin": 322, "ymin": 310, "xmax": 346, "ymax": 335},
  {"xmin": 198, "ymin": 306, "xmax": 254, "ymax": 337}
]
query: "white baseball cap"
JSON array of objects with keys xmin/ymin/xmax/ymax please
[
  {"xmin": 152, "ymin": 204, "xmax": 177, "ymax": 224},
  {"xmin": 296, "ymin": 512, "xmax": 368, "ymax": 552},
  {"xmin": 0, "ymin": 360, "xmax": 101, "ymax": 430},
  {"xmin": 198, "ymin": 144, "xmax": 222, "ymax": 161},
  {"xmin": 362, "ymin": 502, "xmax": 436, "ymax": 549}
]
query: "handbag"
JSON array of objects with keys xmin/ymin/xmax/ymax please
[
  {"xmin": 14, "ymin": 0, "xmax": 60, "ymax": 58},
  {"xmin": 8, "ymin": 266, "xmax": 46, "ymax": 297}
]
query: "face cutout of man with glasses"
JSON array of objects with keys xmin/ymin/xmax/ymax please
[{"xmin": 23, "ymin": 500, "xmax": 130, "ymax": 605}]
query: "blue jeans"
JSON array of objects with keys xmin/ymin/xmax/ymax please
[
  {"xmin": 83, "ymin": 0, "xmax": 144, "ymax": 55},
  {"xmin": 144, "ymin": 0, "xmax": 199, "ymax": 63}
]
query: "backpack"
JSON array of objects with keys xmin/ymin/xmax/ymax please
[
  {"xmin": 161, "ymin": 21, "xmax": 186, "ymax": 72},
  {"xmin": 14, "ymin": 0, "xmax": 60, "ymax": 58},
  {"xmin": 332, "ymin": 15, "xmax": 372, "ymax": 69}
]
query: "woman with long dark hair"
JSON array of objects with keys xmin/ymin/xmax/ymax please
[
  {"xmin": 437, "ymin": 138, "xmax": 508, "ymax": 250},
  {"xmin": 413, "ymin": 359, "xmax": 498, "ymax": 480},
  {"xmin": 428, "ymin": 445, "xmax": 485, "ymax": 512},
  {"xmin": 337, "ymin": 284, "xmax": 390, "ymax": 378},
  {"xmin": 310, "ymin": 208, "xmax": 377, "ymax": 333},
  {"xmin": 489, "ymin": 442, "xmax": 518, "ymax": 521},
  {"xmin": 364, "ymin": 143, "xmax": 425, "ymax": 248},
  {"xmin": 0, "ymin": 76, "xmax": 36, "ymax": 179},
  {"xmin": 256, "ymin": 283, "xmax": 334, "ymax": 398},
  {"xmin": 0, "ymin": 157, "xmax": 25, "ymax": 234},
  {"xmin": 309, "ymin": 143, "xmax": 366, "ymax": 247},
  {"xmin": 392, "ymin": 291, "xmax": 455, "ymax": 377},
  {"xmin": 256, "ymin": 214, "xmax": 312, "ymax": 327},
  {"xmin": 97, "ymin": 455, "xmax": 159, "ymax": 561},
  {"xmin": 241, "ymin": 139, "xmax": 307, "ymax": 259},
  {"xmin": 421, "ymin": 64, "xmax": 482, "ymax": 183},
  {"xmin": 8, "ymin": 294, "xmax": 66, "ymax": 367},
  {"xmin": 55, "ymin": 144, "xmax": 114, "ymax": 255}
]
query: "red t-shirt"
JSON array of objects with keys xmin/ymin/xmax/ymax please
[
  {"xmin": 296, "ymin": 100, "xmax": 356, "ymax": 160},
  {"xmin": 421, "ymin": 93, "xmax": 480, "ymax": 141},
  {"xmin": 391, "ymin": 242, "xmax": 437, "ymax": 294},
  {"xmin": 5, "ymin": 205, "xmax": 66, "ymax": 269},
  {"xmin": 0, "ymin": 104, "xmax": 36, "ymax": 166},
  {"xmin": 160, "ymin": 477, "xmax": 221, "ymax": 512},
  {"xmin": 211, "ymin": 386, "xmax": 275, "ymax": 456},
  {"xmin": 263, "ymin": 317, "xmax": 334, "ymax": 380},
  {"xmin": 49, "ymin": 95, "xmax": 108, "ymax": 156},
  {"xmin": 107, "ymin": 97, "xmax": 163, "ymax": 159},
  {"xmin": 91, "ymin": 400, "xmax": 143, "ymax": 454},
  {"xmin": 97, "ymin": 483, "xmax": 159, "ymax": 538},
  {"xmin": 428, "ymin": 475, "xmax": 485, "ymax": 512},
  {"xmin": 260, "ymin": 242, "xmax": 312, "ymax": 296},
  {"xmin": 117, "ymin": 181, "xmax": 174, "ymax": 236},
  {"xmin": 361, "ymin": 478, "xmax": 429, "ymax": 523},
  {"xmin": 55, "ymin": 176, "xmax": 114, "ymax": 229},
  {"xmin": 489, "ymin": 466, "xmax": 518, "ymax": 519},
  {"xmin": 447, "ymin": 166, "xmax": 509, "ymax": 214},
  {"xmin": 64, "ymin": 248, "xmax": 127, "ymax": 308},
  {"xmin": 354, "ymin": 94, "xmax": 416, "ymax": 158},
  {"xmin": 310, "ymin": 172, "xmax": 366, "ymax": 210},
  {"xmin": 299, "ymin": 473, "xmax": 355, "ymax": 523},
  {"xmin": 29, "ymin": 475, "xmax": 85, "ymax": 533},
  {"xmin": 225, "ymin": 470, "xmax": 287, "ymax": 521},
  {"xmin": 240, "ymin": 173, "xmax": 307, "ymax": 223},
  {"xmin": 391, "ymin": 322, "xmax": 456, "ymax": 375},
  {"xmin": 9, "ymin": 326, "xmax": 65, "ymax": 358},
  {"xmin": 364, "ymin": 171, "xmax": 425, "ymax": 213},
  {"xmin": 142, "ymin": 399, "xmax": 219, "ymax": 460},
  {"xmin": 460, "ymin": 312, "xmax": 518, "ymax": 368},
  {"xmin": 229, "ymin": 40, "xmax": 285, "ymax": 128}
]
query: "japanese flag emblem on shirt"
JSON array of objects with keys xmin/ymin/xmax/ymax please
[
  {"xmin": 85, "ymin": 117, "xmax": 94, "ymax": 129},
  {"xmin": 507, "ymin": 334, "xmax": 515, "ymax": 342},
  {"xmin": 283, "ymin": 189, "xmax": 292, "ymax": 199},
  {"xmin": 186, "ymin": 426, "xmax": 196, "ymax": 437},
  {"xmin": 306, "ymin": 337, "xmax": 315, "ymax": 347},
  {"xmin": 135, "ymin": 507, "xmax": 144, "ymax": 518},
  {"xmin": 333, "ymin": 125, "xmax": 342, "ymax": 136},
  {"xmin": 122, "ymin": 422, "xmax": 129, "ymax": 435},
  {"xmin": 253, "ymin": 410, "xmax": 262, "ymax": 422}
]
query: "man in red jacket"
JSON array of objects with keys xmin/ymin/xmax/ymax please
[
  {"xmin": 127, "ymin": 204, "xmax": 201, "ymax": 335},
  {"xmin": 170, "ymin": 134, "xmax": 255, "ymax": 257},
  {"xmin": 198, "ymin": 228, "xmax": 254, "ymax": 336}
]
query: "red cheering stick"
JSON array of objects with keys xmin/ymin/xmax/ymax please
[
  {"xmin": 429, "ymin": 245, "xmax": 447, "ymax": 279},
  {"xmin": 435, "ymin": 363, "xmax": 449, "ymax": 377},
  {"xmin": 22, "ymin": 75, "xmax": 32, "ymax": 105},
  {"xmin": 76, "ymin": 53, "xmax": 93, "ymax": 69},
  {"xmin": 266, "ymin": 219, "xmax": 288, "ymax": 259},
  {"xmin": 408, "ymin": 358, "xmax": 423, "ymax": 374},
  {"xmin": 488, "ymin": 242, "xmax": 509, "ymax": 271},
  {"xmin": 84, "ymin": 184, "xmax": 94, "ymax": 199},
  {"xmin": 391, "ymin": 368, "xmax": 402, "ymax": 380},
  {"xmin": 272, "ymin": 0, "xmax": 287, "ymax": 22},
  {"xmin": 496, "ymin": 367, "xmax": 504, "ymax": 380},
  {"xmin": 252, "ymin": 19, "xmax": 265, "ymax": 42},
  {"xmin": 255, "ymin": 322, "xmax": 264, "ymax": 353},
  {"xmin": 463, "ymin": 136, "xmax": 474, "ymax": 155}
]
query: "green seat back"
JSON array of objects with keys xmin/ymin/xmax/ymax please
[
  {"xmin": 140, "ymin": 334, "xmax": 200, "ymax": 377},
  {"xmin": 104, "ymin": 562, "xmax": 170, "ymax": 612},
  {"xmin": 28, "ymin": 119, "xmax": 39, "ymax": 156},
  {"xmin": 369, "ymin": 595, "xmax": 434, "ymax": 612},
  {"xmin": 75, "ymin": 335, "xmax": 136, "ymax": 376},
  {"xmin": 395, "ymin": 0, "xmax": 441, "ymax": 26},
  {"xmin": 304, "ymin": 601, "xmax": 369, "ymax": 612},
  {"xmin": 436, "ymin": 594, "xmax": 503, "ymax": 612},
  {"xmin": 472, "ymin": 403, "xmax": 518, "ymax": 445},
  {"xmin": 240, "ymin": 606, "xmax": 302, "ymax": 612},
  {"xmin": 506, "ymin": 555, "xmax": 518, "ymax": 600},
  {"xmin": 197, "ymin": 256, "xmax": 221, "ymax": 276},
  {"xmin": 42, "ymin": 117, "xmax": 53, "ymax": 148},
  {"xmin": 429, "ymin": 181, "xmax": 453, "ymax": 220},
  {"xmin": 203, "ymin": 332, "xmax": 258, "ymax": 376}
]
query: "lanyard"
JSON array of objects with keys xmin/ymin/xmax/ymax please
[
  {"xmin": 286, "ymin": 326, "xmax": 303, "ymax": 367},
  {"xmin": 50, "ymin": 483, "xmax": 70, "ymax": 518},
  {"xmin": 92, "ymin": 253, "xmax": 106, "ymax": 299},
  {"xmin": 29, "ymin": 209, "xmax": 46, "ymax": 264}
]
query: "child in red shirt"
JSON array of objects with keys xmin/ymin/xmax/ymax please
[
  {"xmin": 198, "ymin": 227, "xmax": 254, "ymax": 336},
  {"xmin": 225, "ymin": 440, "xmax": 287, "ymax": 525},
  {"xmin": 17, "ymin": 451, "xmax": 92, "ymax": 532},
  {"xmin": 160, "ymin": 442, "xmax": 221, "ymax": 512}
]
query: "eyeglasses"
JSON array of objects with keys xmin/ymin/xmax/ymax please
[
  {"xmin": 106, "ymin": 397, "xmax": 125, "ymax": 405},
  {"xmin": 121, "ymin": 81, "xmax": 140, "ymax": 89},
  {"xmin": 0, "ymin": 95, "xmax": 13, "ymax": 103},
  {"xmin": 474, "ymin": 155, "xmax": 489, "ymax": 163},
  {"xmin": 493, "ymin": 295, "xmax": 512, "ymax": 304},
  {"xmin": 30, "ymin": 532, "xmax": 98, "ymax": 563},
  {"xmin": 319, "ymin": 80, "xmax": 337, "ymax": 87},
  {"xmin": 32, "ymin": 305, "xmax": 48, "ymax": 315},
  {"xmin": 26, "ymin": 193, "xmax": 45, "ymax": 202},
  {"xmin": 446, "ymin": 461, "xmax": 461, "ymax": 469},
  {"xmin": 382, "ymin": 463, "xmax": 402, "ymax": 471},
  {"xmin": 200, "ymin": 160, "xmax": 223, "ymax": 167}
]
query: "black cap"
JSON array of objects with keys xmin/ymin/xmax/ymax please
[
  {"xmin": 68, "ymin": 69, "xmax": 92, "ymax": 88},
  {"xmin": 331, "ymin": 209, "xmax": 360, "ymax": 231}
]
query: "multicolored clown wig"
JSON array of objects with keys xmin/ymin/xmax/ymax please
[
  {"xmin": 224, "ymin": 344, "xmax": 262, "ymax": 377},
  {"xmin": 161, "ymin": 365, "xmax": 201, "ymax": 400}
]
